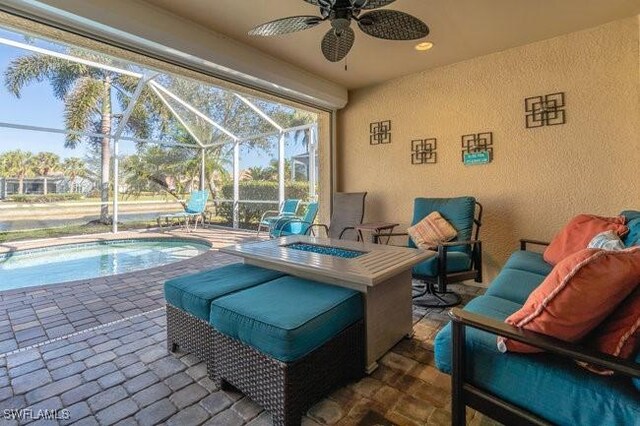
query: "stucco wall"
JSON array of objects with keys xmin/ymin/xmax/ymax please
[{"xmin": 337, "ymin": 16, "xmax": 640, "ymax": 283}]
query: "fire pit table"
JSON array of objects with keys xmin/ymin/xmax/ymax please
[{"xmin": 220, "ymin": 235, "xmax": 433, "ymax": 372}]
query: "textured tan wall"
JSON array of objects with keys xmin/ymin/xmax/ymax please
[{"xmin": 337, "ymin": 17, "xmax": 640, "ymax": 283}]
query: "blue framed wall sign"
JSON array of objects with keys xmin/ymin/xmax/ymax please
[{"xmin": 463, "ymin": 151, "xmax": 491, "ymax": 165}]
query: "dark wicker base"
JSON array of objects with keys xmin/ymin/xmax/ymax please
[
  {"xmin": 166, "ymin": 304, "xmax": 216, "ymax": 376},
  {"xmin": 212, "ymin": 321, "xmax": 365, "ymax": 426}
]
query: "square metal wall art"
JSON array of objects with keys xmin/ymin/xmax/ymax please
[
  {"xmin": 461, "ymin": 132, "xmax": 493, "ymax": 163},
  {"xmin": 370, "ymin": 120, "xmax": 391, "ymax": 145},
  {"xmin": 411, "ymin": 138, "xmax": 437, "ymax": 164},
  {"xmin": 525, "ymin": 92, "xmax": 566, "ymax": 128}
]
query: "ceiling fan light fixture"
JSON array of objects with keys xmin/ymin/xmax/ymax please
[{"xmin": 415, "ymin": 41, "xmax": 434, "ymax": 51}]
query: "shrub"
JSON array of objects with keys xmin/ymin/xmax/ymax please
[
  {"xmin": 217, "ymin": 181, "xmax": 310, "ymax": 226},
  {"xmin": 7, "ymin": 193, "xmax": 84, "ymax": 203}
]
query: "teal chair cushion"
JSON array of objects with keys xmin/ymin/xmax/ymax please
[
  {"xmin": 164, "ymin": 264, "xmax": 285, "ymax": 321},
  {"xmin": 274, "ymin": 221, "xmax": 311, "ymax": 237},
  {"xmin": 484, "ymin": 268, "xmax": 546, "ymax": 305},
  {"xmin": 210, "ymin": 276, "xmax": 363, "ymax": 362},
  {"xmin": 185, "ymin": 190, "xmax": 209, "ymax": 214},
  {"xmin": 434, "ymin": 295, "xmax": 640, "ymax": 426},
  {"xmin": 282, "ymin": 199, "xmax": 300, "ymax": 215},
  {"xmin": 408, "ymin": 197, "xmax": 476, "ymax": 254},
  {"xmin": 623, "ymin": 218, "xmax": 640, "ymax": 247},
  {"xmin": 413, "ymin": 251, "xmax": 471, "ymax": 278},
  {"xmin": 503, "ymin": 250, "xmax": 553, "ymax": 276}
]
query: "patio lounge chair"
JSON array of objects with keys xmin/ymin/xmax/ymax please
[
  {"xmin": 306, "ymin": 192, "xmax": 367, "ymax": 241},
  {"xmin": 269, "ymin": 202, "xmax": 319, "ymax": 238},
  {"xmin": 157, "ymin": 190, "xmax": 209, "ymax": 232},
  {"xmin": 256, "ymin": 199, "xmax": 301, "ymax": 236}
]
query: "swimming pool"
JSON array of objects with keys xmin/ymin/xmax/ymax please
[{"xmin": 0, "ymin": 238, "xmax": 211, "ymax": 291}]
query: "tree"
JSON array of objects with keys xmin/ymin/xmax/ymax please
[
  {"xmin": 4, "ymin": 52, "xmax": 168, "ymax": 222},
  {"xmin": 33, "ymin": 152, "xmax": 60, "ymax": 195},
  {"xmin": 0, "ymin": 150, "xmax": 33, "ymax": 194},
  {"xmin": 62, "ymin": 157, "xmax": 87, "ymax": 193}
]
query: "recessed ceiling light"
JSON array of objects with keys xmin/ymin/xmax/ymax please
[{"xmin": 415, "ymin": 42, "xmax": 434, "ymax": 51}]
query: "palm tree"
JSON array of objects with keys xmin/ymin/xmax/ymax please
[
  {"xmin": 33, "ymin": 152, "xmax": 60, "ymax": 195},
  {"xmin": 1, "ymin": 150, "xmax": 33, "ymax": 194},
  {"xmin": 62, "ymin": 157, "xmax": 87, "ymax": 193},
  {"xmin": 4, "ymin": 52, "xmax": 167, "ymax": 222}
]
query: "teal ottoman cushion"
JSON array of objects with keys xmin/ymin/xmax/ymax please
[
  {"xmin": 484, "ymin": 268, "xmax": 545, "ymax": 305},
  {"xmin": 434, "ymin": 295, "xmax": 640, "ymax": 426},
  {"xmin": 413, "ymin": 251, "xmax": 471, "ymax": 278},
  {"xmin": 164, "ymin": 263, "xmax": 285, "ymax": 321},
  {"xmin": 210, "ymin": 276, "xmax": 363, "ymax": 362},
  {"xmin": 503, "ymin": 250, "xmax": 553, "ymax": 276}
]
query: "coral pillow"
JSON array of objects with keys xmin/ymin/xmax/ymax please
[
  {"xmin": 543, "ymin": 214, "xmax": 628, "ymax": 265},
  {"xmin": 590, "ymin": 286, "xmax": 640, "ymax": 359},
  {"xmin": 498, "ymin": 247, "xmax": 640, "ymax": 353},
  {"xmin": 407, "ymin": 211, "xmax": 457, "ymax": 250}
]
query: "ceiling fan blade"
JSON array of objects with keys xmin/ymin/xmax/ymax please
[
  {"xmin": 321, "ymin": 27, "xmax": 355, "ymax": 62},
  {"xmin": 358, "ymin": 10, "xmax": 429, "ymax": 40},
  {"xmin": 351, "ymin": 0, "xmax": 396, "ymax": 10},
  {"xmin": 249, "ymin": 16, "xmax": 323, "ymax": 36}
]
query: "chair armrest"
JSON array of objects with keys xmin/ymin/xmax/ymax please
[
  {"xmin": 520, "ymin": 238, "xmax": 551, "ymax": 251},
  {"xmin": 438, "ymin": 239, "xmax": 480, "ymax": 248},
  {"xmin": 306, "ymin": 223, "xmax": 329, "ymax": 237},
  {"xmin": 449, "ymin": 308, "xmax": 640, "ymax": 378},
  {"xmin": 260, "ymin": 210, "xmax": 281, "ymax": 222}
]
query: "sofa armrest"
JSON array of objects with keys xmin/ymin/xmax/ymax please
[
  {"xmin": 449, "ymin": 308, "xmax": 640, "ymax": 378},
  {"xmin": 519, "ymin": 239, "xmax": 550, "ymax": 251}
]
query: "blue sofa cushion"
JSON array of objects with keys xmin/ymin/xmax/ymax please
[
  {"xmin": 621, "ymin": 210, "xmax": 640, "ymax": 222},
  {"xmin": 164, "ymin": 264, "xmax": 285, "ymax": 321},
  {"xmin": 408, "ymin": 197, "xmax": 476, "ymax": 254},
  {"xmin": 210, "ymin": 276, "xmax": 363, "ymax": 362},
  {"xmin": 434, "ymin": 295, "xmax": 640, "ymax": 426},
  {"xmin": 413, "ymin": 251, "xmax": 471, "ymax": 278},
  {"xmin": 484, "ymin": 268, "xmax": 546, "ymax": 305},
  {"xmin": 503, "ymin": 250, "xmax": 553, "ymax": 276},
  {"xmin": 623, "ymin": 217, "xmax": 640, "ymax": 247}
]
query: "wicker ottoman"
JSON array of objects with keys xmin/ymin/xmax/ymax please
[
  {"xmin": 209, "ymin": 276, "xmax": 366, "ymax": 426},
  {"xmin": 164, "ymin": 263, "xmax": 284, "ymax": 374}
]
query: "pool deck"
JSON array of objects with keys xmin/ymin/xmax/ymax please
[{"xmin": 0, "ymin": 226, "xmax": 494, "ymax": 426}]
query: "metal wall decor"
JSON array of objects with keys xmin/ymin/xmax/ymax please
[
  {"xmin": 461, "ymin": 132, "xmax": 493, "ymax": 162},
  {"xmin": 370, "ymin": 120, "xmax": 391, "ymax": 145},
  {"xmin": 525, "ymin": 92, "xmax": 566, "ymax": 128},
  {"xmin": 411, "ymin": 138, "xmax": 437, "ymax": 164}
]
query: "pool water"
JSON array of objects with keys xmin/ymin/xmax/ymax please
[{"xmin": 0, "ymin": 239, "xmax": 210, "ymax": 291}]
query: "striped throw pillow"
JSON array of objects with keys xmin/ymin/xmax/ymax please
[
  {"xmin": 588, "ymin": 230, "xmax": 626, "ymax": 251},
  {"xmin": 407, "ymin": 211, "xmax": 457, "ymax": 250}
]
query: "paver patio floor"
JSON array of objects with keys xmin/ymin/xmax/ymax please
[{"xmin": 0, "ymin": 227, "xmax": 497, "ymax": 426}]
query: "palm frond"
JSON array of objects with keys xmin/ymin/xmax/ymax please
[{"xmin": 64, "ymin": 77, "xmax": 104, "ymax": 148}]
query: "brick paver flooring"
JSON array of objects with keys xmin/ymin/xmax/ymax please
[{"xmin": 0, "ymin": 228, "xmax": 496, "ymax": 426}]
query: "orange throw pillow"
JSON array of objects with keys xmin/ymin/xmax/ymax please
[
  {"xmin": 543, "ymin": 214, "xmax": 628, "ymax": 265},
  {"xmin": 407, "ymin": 211, "xmax": 457, "ymax": 250},
  {"xmin": 589, "ymin": 286, "xmax": 640, "ymax": 359},
  {"xmin": 498, "ymin": 247, "xmax": 640, "ymax": 353}
]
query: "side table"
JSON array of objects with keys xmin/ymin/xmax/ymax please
[{"xmin": 354, "ymin": 222, "xmax": 399, "ymax": 244}]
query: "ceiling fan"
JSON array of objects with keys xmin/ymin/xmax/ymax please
[{"xmin": 248, "ymin": 0, "xmax": 429, "ymax": 63}]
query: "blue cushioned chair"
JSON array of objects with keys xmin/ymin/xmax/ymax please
[
  {"xmin": 257, "ymin": 199, "xmax": 301, "ymax": 236},
  {"xmin": 269, "ymin": 202, "xmax": 319, "ymax": 238},
  {"xmin": 379, "ymin": 197, "xmax": 483, "ymax": 308}
]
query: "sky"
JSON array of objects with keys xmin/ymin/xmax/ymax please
[{"xmin": 0, "ymin": 31, "xmax": 312, "ymax": 169}]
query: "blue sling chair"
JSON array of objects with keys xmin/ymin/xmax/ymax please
[
  {"xmin": 269, "ymin": 202, "xmax": 319, "ymax": 238},
  {"xmin": 157, "ymin": 190, "xmax": 209, "ymax": 232},
  {"xmin": 257, "ymin": 199, "xmax": 301, "ymax": 236}
]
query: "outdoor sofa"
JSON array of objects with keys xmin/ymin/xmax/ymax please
[{"xmin": 434, "ymin": 210, "xmax": 640, "ymax": 426}]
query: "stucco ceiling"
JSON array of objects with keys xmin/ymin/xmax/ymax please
[{"xmin": 140, "ymin": 0, "xmax": 640, "ymax": 89}]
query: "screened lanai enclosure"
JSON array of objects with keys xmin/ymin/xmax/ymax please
[{"xmin": 0, "ymin": 19, "xmax": 325, "ymax": 235}]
